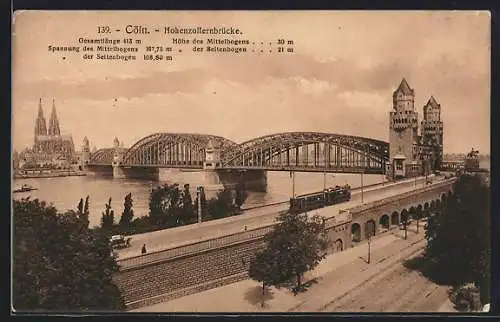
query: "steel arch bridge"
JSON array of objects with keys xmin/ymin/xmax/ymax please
[
  {"xmin": 120, "ymin": 133, "xmax": 238, "ymax": 168},
  {"xmin": 88, "ymin": 132, "xmax": 389, "ymax": 174},
  {"xmin": 89, "ymin": 148, "xmax": 124, "ymax": 165},
  {"xmin": 219, "ymin": 132, "xmax": 389, "ymax": 174}
]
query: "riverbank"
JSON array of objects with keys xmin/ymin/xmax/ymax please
[{"xmin": 13, "ymin": 170, "xmax": 87, "ymax": 179}]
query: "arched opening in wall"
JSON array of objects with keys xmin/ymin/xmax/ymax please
[
  {"xmin": 417, "ymin": 204, "xmax": 424, "ymax": 220},
  {"xmin": 379, "ymin": 214, "xmax": 390, "ymax": 230},
  {"xmin": 335, "ymin": 239, "xmax": 343, "ymax": 252},
  {"xmin": 436, "ymin": 199, "xmax": 442, "ymax": 211},
  {"xmin": 351, "ymin": 223, "xmax": 361, "ymax": 242},
  {"xmin": 441, "ymin": 193, "xmax": 447, "ymax": 204},
  {"xmin": 409, "ymin": 206, "xmax": 417, "ymax": 220},
  {"xmin": 429, "ymin": 200, "xmax": 435, "ymax": 212},
  {"xmin": 365, "ymin": 219, "xmax": 376, "ymax": 239},
  {"xmin": 401, "ymin": 209, "xmax": 410, "ymax": 226},
  {"xmin": 391, "ymin": 211, "xmax": 399, "ymax": 227}
]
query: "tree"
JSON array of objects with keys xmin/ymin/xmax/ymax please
[
  {"xmin": 100, "ymin": 198, "xmax": 115, "ymax": 230},
  {"xmin": 424, "ymin": 174, "xmax": 490, "ymax": 303},
  {"xmin": 13, "ymin": 198, "xmax": 124, "ymax": 311},
  {"xmin": 401, "ymin": 211, "xmax": 409, "ymax": 240},
  {"xmin": 148, "ymin": 184, "xmax": 183, "ymax": 227},
  {"xmin": 180, "ymin": 184, "xmax": 195, "ymax": 224},
  {"xmin": 76, "ymin": 196, "xmax": 90, "ymax": 228},
  {"xmin": 248, "ymin": 248, "xmax": 280, "ymax": 307},
  {"xmin": 250, "ymin": 211, "xmax": 329, "ymax": 292},
  {"xmin": 234, "ymin": 183, "xmax": 248, "ymax": 209},
  {"xmin": 77, "ymin": 198, "xmax": 84, "ymax": 216},
  {"xmin": 415, "ymin": 207, "xmax": 423, "ymax": 234},
  {"xmin": 119, "ymin": 193, "xmax": 134, "ymax": 227},
  {"xmin": 82, "ymin": 196, "xmax": 90, "ymax": 228}
]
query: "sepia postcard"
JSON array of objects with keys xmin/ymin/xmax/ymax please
[{"xmin": 11, "ymin": 10, "xmax": 491, "ymax": 314}]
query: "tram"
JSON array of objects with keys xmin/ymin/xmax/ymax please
[{"xmin": 289, "ymin": 185, "xmax": 352, "ymax": 214}]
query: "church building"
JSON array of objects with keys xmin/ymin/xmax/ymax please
[{"xmin": 19, "ymin": 98, "xmax": 75, "ymax": 168}]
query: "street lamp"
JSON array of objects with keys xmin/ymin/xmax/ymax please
[
  {"xmin": 367, "ymin": 232, "xmax": 372, "ymax": 264},
  {"xmin": 197, "ymin": 186, "xmax": 203, "ymax": 224},
  {"xmin": 361, "ymin": 172, "xmax": 364, "ymax": 203}
]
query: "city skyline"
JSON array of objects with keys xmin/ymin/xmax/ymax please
[{"xmin": 12, "ymin": 11, "xmax": 490, "ymax": 154}]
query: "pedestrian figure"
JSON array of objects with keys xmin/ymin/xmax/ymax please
[
  {"xmin": 141, "ymin": 243, "xmax": 147, "ymax": 254},
  {"xmin": 244, "ymin": 225, "xmax": 247, "ymax": 231}
]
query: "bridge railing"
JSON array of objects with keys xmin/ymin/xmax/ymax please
[{"xmin": 348, "ymin": 177, "xmax": 456, "ymax": 217}]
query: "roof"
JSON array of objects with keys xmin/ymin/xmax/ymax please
[
  {"xmin": 394, "ymin": 78, "xmax": 414, "ymax": 96},
  {"xmin": 36, "ymin": 135, "xmax": 74, "ymax": 142},
  {"xmin": 426, "ymin": 95, "xmax": 440, "ymax": 108}
]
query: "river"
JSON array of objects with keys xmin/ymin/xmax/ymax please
[
  {"xmin": 12, "ymin": 158, "xmax": 490, "ymax": 228},
  {"xmin": 13, "ymin": 171, "xmax": 385, "ymax": 228}
]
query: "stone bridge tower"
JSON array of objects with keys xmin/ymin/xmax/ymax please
[
  {"xmin": 112, "ymin": 137, "xmax": 125, "ymax": 178},
  {"xmin": 421, "ymin": 96, "xmax": 444, "ymax": 171},
  {"xmin": 389, "ymin": 78, "xmax": 419, "ymax": 179},
  {"xmin": 81, "ymin": 136, "xmax": 90, "ymax": 167}
]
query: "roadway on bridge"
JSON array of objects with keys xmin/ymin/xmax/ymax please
[{"xmin": 116, "ymin": 175, "xmax": 444, "ymax": 260}]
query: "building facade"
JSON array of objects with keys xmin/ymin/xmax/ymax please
[
  {"xmin": 389, "ymin": 78, "xmax": 444, "ymax": 179},
  {"xmin": 18, "ymin": 99, "xmax": 76, "ymax": 169}
]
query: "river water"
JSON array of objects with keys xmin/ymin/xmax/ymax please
[
  {"xmin": 13, "ymin": 171, "xmax": 385, "ymax": 228},
  {"xmin": 12, "ymin": 158, "xmax": 490, "ymax": 228}
]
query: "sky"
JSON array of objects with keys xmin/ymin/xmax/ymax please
[{"xmin": 12, "ymin": 11, "xmax": 491, "ymax": 154}]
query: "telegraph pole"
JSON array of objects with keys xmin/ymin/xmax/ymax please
[{"xmin": 291, "ymin": 171, "xmax": 296, "ymax": 198}]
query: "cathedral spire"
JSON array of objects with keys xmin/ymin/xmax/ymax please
[
  {"xmin": 48, "ymin": 98, "xmax": 61, "ymax": 136},
  {"xmin": 34, "ymin": 98, "xmax": 47, "ymax": 136}
]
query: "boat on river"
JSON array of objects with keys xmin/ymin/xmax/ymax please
[{"xmin": 13, "ymin": 184, "xmax": 38, "ymax": 193}]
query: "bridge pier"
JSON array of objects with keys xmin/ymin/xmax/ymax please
[
  {"xmin": 216, "ymin": 169, "xmax": 267, "ymax": 192},
  {"xmin": 113, "ymin": 166, "xmax": 159, "ymax": 180},
  {"xmin": 86, "ymin": 164, "xmax": 114, "ymax": 177}
]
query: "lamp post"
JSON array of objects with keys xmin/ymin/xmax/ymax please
[
  {"xmin": 197, "ymin": 186, "xmax": 202, "ymax": 224},
  {"xmin": 361, "ymin": 172, "xmax": 364, "ymax": 203},
  {"xmin": 367, "ymin": 233, "xmax": 372, "ymax": 264}
]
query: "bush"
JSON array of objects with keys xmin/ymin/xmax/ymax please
[{"xmin": 449, "ymin": 283, "xmax": 482, "ymax": 312}]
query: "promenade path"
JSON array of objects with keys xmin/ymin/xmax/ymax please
[
  {"xmin": 132, "ymin": 221, "xmax": 456, "ymax": 312},
  {"xmin": 117, "ymin": 175, "xmax": 442, "ymax": 260}
]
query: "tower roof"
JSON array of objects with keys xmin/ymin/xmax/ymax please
[
  {"xmin": 48, "ymin": 98, "xmax": 61, "ymax": 136},
  {"xmin": 426, "ymin": 95, "xmax": 440, "ymax": 108},
  {"xmin": 35, "ymin": 98, "xmax": 48, "ymax": 136},
  {"xmin": 37, "ymin": 98, "xmax": 44, "ymax": 118},
  {"xmin": 394, "ymin": 78, "xmax": 414, "ymax": 96}
]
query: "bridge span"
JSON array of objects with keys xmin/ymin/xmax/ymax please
[
  {"xmin": 86, "ymin": 132, "xmax": 390, "ymax": 186},
  {"xmin": 112, "ymin": 174, "xmax": 456, "ymax": 309}
]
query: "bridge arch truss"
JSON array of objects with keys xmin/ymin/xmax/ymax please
[
  {"xmin": 121, "ymin": 133, "xmax": 237, "ymax": 167},
  {"xmin": 89, "ymin": 148, "xmax": 117, "ymax": 165},
  {"xmin": 219, "ymin": 132, "xmax": 389, "ymax": 174}
]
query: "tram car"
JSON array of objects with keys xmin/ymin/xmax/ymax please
[{"xmin": 289, "ymin": 185, "xmax": 352, "ymax": 214}]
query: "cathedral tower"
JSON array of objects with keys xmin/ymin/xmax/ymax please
[
  {"xmin": 48, "ymin": 99, "xmax": 61, "ymax": 136},
  {"xmin": 34, "ymin": 98, "xmax": 47, "ymax": 137},
  {"xmin": 421, "ymin": 96, "xmax": 444, "ymax": 170},
  {"xmin": 389, "ymin": 78, "xmax": 419, "ymax": 178}
]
